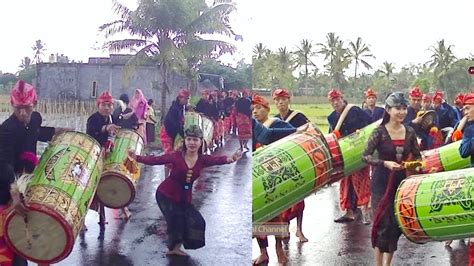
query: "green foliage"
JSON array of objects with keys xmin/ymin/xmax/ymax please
[
  {"xmin": 18, "ymin": 65, "xmax": 36, "ymax": 84},
  {"xmin": 199, "ymin": 59, "xmax": 251, "ymax": 89}
]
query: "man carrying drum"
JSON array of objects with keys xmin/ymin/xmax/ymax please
[
  {"xmin": 252, "ymin": 94, "xmax": 294, "ymax": 265},
  {"xmin": 272, "ymin": 88, "xmax": 310, "ymax": 243},
  {"xmin": 160, "ymin": 89, "xmax": 190, "ymax": 176},
  {"xmin": 0, "ymin": 80, "xmax": 69, "ymax": 266},
  {"xmin": 86, "ymin": 90, "xmax": 122, "ymax": 226},
  {"xmin": 327, "ymin": 89, "xmax": 372, "ymax": 224}
]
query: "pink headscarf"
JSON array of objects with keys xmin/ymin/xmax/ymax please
[{"xmin": 129, "ymin": 89, "xmax": 148, "ymax": 120}]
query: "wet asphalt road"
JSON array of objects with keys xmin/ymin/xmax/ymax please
[
  {"xmin": 52, "ymin": 137, "xmax": 252, "ymax": 266},
  {"xmin": 252, "ymin": 183, "xmax": 469, "ymax": 266}
]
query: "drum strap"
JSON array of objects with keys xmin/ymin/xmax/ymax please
[
  {"xmin": 263, "ymin": 117, "xmax": 277, "ymax": 128},
  {"xmin": 284, "ymin": 110, "xmax": 301, "ymax": 123},
  {"xmin": 334, "ymin": 104, "xmax": 355, "ymax": 132},
  {"xmin": 456, "ymin": 116, "xmax": 468, "ymax": 131}
]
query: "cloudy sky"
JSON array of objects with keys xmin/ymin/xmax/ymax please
[
  {"xmin": 1, "ymin": 0, "xmax": 472, "ymax": 74},
  {"xmin": 0, "ymin": 0, "xmax": 248, "ymax": 73},
  {"xmin": 239, "ymin": 0, "xmax": 474, "ymax": 73}
]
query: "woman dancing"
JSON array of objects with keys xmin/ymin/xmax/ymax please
[{"xmin": 128, "ymin": 125, "xmax": 241, "ymax": 256}]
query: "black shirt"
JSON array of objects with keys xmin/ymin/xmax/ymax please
[
  {"xmin": 86, "ymin": 112, "xmax": 114, "ymax": 146},
  {"xmin": 0, "ymin": 111, "xmax": 55, "ymax": 204},
  {"xmin": 275, "ymin": 109, "xmax": 309, "ymax": 128}
]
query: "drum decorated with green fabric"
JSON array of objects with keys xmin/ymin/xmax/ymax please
[
  {"xmin": 253, "ymin": 124, "xmax": 332, "ymax": 223},
  {"xmin": 422, "ymin": 140, "xmax": 471, "ymax": 173},
  {"xmin": 395, "ymin": 167, "xmax": 474, "ymax": 244},
  {"xmin": 338, "ymin": 119, "xmax": 381, "ymax": 176},
  {"xmin": 96, "ymin": 129, "xmax": 144, "ymax": 209},
  {"xmin": 4, "ymin": 131, "xmax": 103, "ymax": 264}
]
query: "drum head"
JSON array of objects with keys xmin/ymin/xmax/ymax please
[
  {"xmin": 420, "ymin": 110, "xmax": 436, "ymax": 130},
  {"xmin": 96, "ymin": 173, "xmax": 134, "ymax": 209},
  {"xmin": 5, "ymin": 207, "xmax": 70, "ymax": 263}
]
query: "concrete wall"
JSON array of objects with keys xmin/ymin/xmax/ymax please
[{"xmin": 36, "ymin": 62, "xmax": 190, "ymax": 109}]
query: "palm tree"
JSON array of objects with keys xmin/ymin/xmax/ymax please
[
  {"xmin": 32, "ymin": 40, "xmax": 46, "ymax": 64},
  {"xmin": 348, "ymin": 37, "xmax": 375, "ymax": 79},
  {"xmin": 318, "ymin": 33, "xmax": 351, "ymax": 89},
  {"xmin": 427, "ymin": 39, "xmax": 456, "ymax": 89},
  {"xmin": 100, "ymin": 0, "xmax": 237, "ymax": 120},
  {"xmin": 294, "ymin": 39, "xmax": 317, "ymax": 90},
  {"xmin": 19, "ymin": 57, "xmax": 32, "ymax": 70},
  {"xmin": 380, "ymin": 61, "xmax": 395, "ymax": 79},
  {"xmin": 253, "ymin": 43, "xmax": 269, "ymax": 60}
]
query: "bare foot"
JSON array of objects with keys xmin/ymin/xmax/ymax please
[
  {"xmin": 276, "ymin": 247, "xmax": 288, "ymax": 265},
  {"xmin": 296, "ymin": 231, "xmax": 308, "ymax": 242},
  {"xmin": 166, "ymin": 248, "xmax": 189, "ymax": 256},
  {"xmin": 252, "ymin": 253, "xmax": 269, "ymax": 265},
  {"xmin": 121, "ymin": 208, "xmax": 132, "ymax": 220}
]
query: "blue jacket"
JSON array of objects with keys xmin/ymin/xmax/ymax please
[
  {"xmin": 364, "ymin": 106, "xmax": 385, "ymax": 123},
  {"xmin": 459, "ymin": 121, "xmax": 474, "ymax": 167},
  {"xmin": 328, "ymin": 104, "xmax": 371, "ymax": 136},
  {"xmin": 252, "ymin": 118, "xmax": 295, "ymax": 151}
]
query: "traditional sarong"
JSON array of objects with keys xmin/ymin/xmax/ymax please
[
  {"xmin": 339, "ymin": 166, "xmax": 371, "ymax": 211},
  {"xmin": 281, "ymin": 201, "xmax": 305, "ymax": 221},
  {"xmin": 224, "ymin": 116, "xmax": 232, "ymax": 135},
  {"xmin": 156, "ymin": 192, "xmax": 206, "ymax": 250},
  {"xmin": 236, "ymin": 113, "xmax": 252, "ymax": 141},
  {"xmin": 0, "ymin": 205, "xmax": 13, "ymax": 266}
]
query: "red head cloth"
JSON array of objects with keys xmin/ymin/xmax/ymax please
[
  {"xmin": 178, "ymin": 88, "xmax": 190, "ymax": 98},
  {"xmin": 242, "ymin": 88, "xmax": 251, "ymax": 97},
  {"xmin": 364, "ymin": 88, "xmax": 377, "ymax": 98},
  {"xmin": 20, "ymin": 151, "xmax": 39, "ymax": 167},
  {"xmin": 97, "ymin": 91, "xmax": 113, "ymax": 105},
  {"xmin": 201, "ymin": 89, "xmax": 210, "ymax": 96},
  {"xmin": 327, "ymin": 88, "xmax": 343, "ymax": 101},
  {"xmin": 409, "ymin": 86, "xmax": 423, "ymax": 99},
  {"xmin": 422, "ymin": 93, "xmax": 432, "ymax": 101},
  {"xmin": 252, "ymin": 94, "xmax": 270, "ymax": 110},
  {"xmin": 432, "ymin": 90, "xmax": 444, "ymax": 103},
  {"xmin": 10, "ymin": 80, "xmax": 37, "ymax": 106},
  {"xmin": 464, "ymin": 93, "xmax": 474, "ymax": 105},
  {"xmin": 454, "ymin": 93, "xmax": 465, "ymax": 105},
  {"xmin": 272, "ymin": 88, "xmax": 291, "ymax": 99}
]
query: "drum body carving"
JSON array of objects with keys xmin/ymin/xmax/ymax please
[
  {"xmin": 395, "ymin": 168, "xmax": 474, "ymax": 243},
  {"xmin": 253, "ymin": 124, "xmax": 332, "ymax": 223},
  {"xmin": 4, "ymin": 131, "xmax": 103, "ymax": 264},
  {"xmin": 96, "ymin": 129, "xmax": 144, "ymax": 208}
]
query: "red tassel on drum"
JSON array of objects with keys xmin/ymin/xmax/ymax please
[
  {"xmin": 452, "ymin": 129, "xmax": 463, "ymax": 142},
  {"xmin": 332, "ymin": 130, "xmax": 341, "ymax": 139}
]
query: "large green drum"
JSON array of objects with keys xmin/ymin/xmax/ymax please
[
  {"xmin": 96, "ymin": 129, "xmax": 144, "ymax": 209},
  {"xmin": 4, "ymin": 131, "xmax": 103, "ymax": 264},
  {"xmin": 253, "ymin": 124, "xmax": 332, "ymax": 223},
  {"xmin": 337, "ymin": 119, "xmax": 381, "ymax": 176},
  {"xmin": 422, "ymin": 140, "xmax": 471, "ymax": 173},
  {"xmin": 395, "ymin": 167, "xmax": 474, "ymax": 243},
  {"xmin": 174, "ymin": 112, "xmax": 213, "ymax": 152}
]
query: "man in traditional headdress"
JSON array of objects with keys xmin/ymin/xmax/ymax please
[
  {"xmin": 327, "ymin": 89, "xmax": 372, "ymax": 224},
  {"xmin": 432, "ymin": 90, "xmax": 458, "ymax": 129},
  {"xmin": 363, "ymin": 88, "xmax": 385, "ymax": 122},
  {"xmin": 0, "ymin": 80, "xmax": 69, "ymax": 265},
  {"xmin": 272, "ymin": 88, "xmax": 310, "ymax": 242}
]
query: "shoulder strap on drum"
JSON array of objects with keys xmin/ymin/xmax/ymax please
[
  {"xmin": 263, "ymin": 117, "xmax": 277, "ymax": 128},
  {"xmin": 334, "ymin": 104, "xmax": 355, "ymax": 132},
  {"xmin": 285, "ymin": 110, "xmax": 301, "ymax": 123},
  {"xmin": 456, "ymin": 116, "xmax": 468, "ymax": 131}
]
